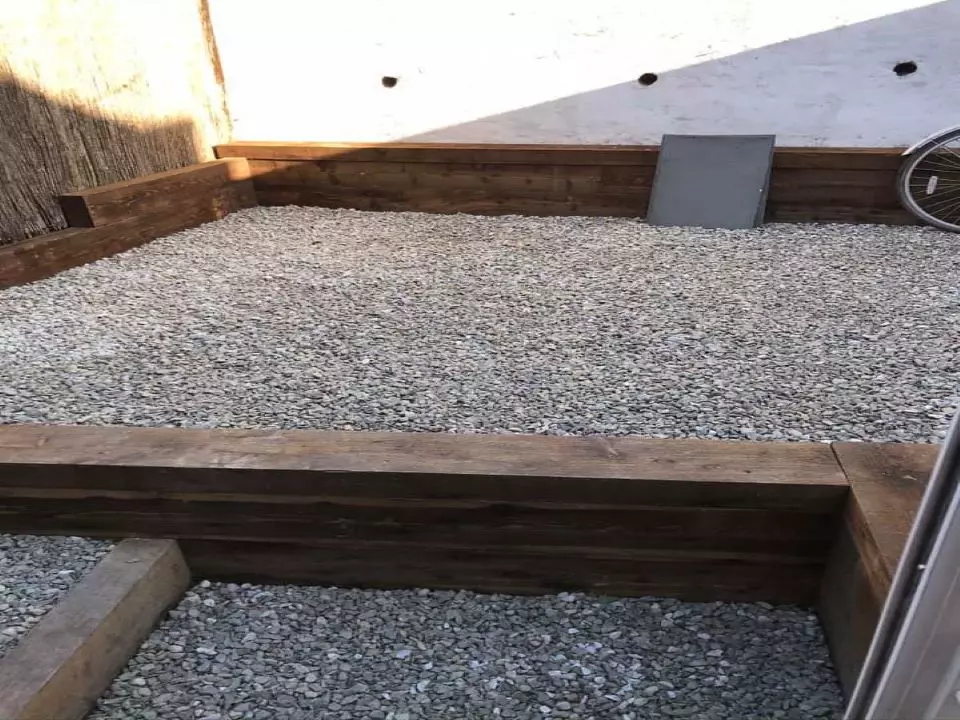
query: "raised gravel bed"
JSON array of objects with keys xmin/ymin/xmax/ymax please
[
  {"xmin": 1, "ymin": 208, "xmax": 957, "ymax": 441},
  {"xmin": 0, "ymin": 534, "xmax": 112, "ymax": 657},
  {"xmin": 90, "ymin": 582, "xmax": 842, "ymax": 720}
]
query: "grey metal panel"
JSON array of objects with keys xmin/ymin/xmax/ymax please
[{"xmin": 646, "ymin": 134, "xmax": 775, "ymax": 230}]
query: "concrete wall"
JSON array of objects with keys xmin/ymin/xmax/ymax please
[{"xmin": 209, "ymin": 0, "xmax": 958, "ymax": 147}]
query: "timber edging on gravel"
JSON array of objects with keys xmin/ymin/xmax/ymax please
[
  {"xmin": 0, "ymin": 424, "xmax": 937, "ymax": 700},
  {"xmin": 0, "ymin": 539, "xmax": 189, "ymax": 720},
  {"xmin": 819, "ymin": 442, "xmax": 938, "ymax": 696},
  {"xmin": 0, "ymin": 424, "xmax": 845, "ymax": 603},
  {"xmin": 0, "ymin": 159, "xmax": 255, "ymax": 289},
  {"xmin": 216, "ymin": 141, "xmax": 913, "ymax": 224}
]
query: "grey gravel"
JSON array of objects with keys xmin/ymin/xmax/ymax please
[
  {"xmin": 1, "ymin": 207, "xmax": 958, "ymax": 441},
  {"xmin": 90, "ymin": 582, "xmax": 842, "ymax": 720},
  {"xmin": 0, "ymin": 534, "xmax": 112, "ymax": 656}
]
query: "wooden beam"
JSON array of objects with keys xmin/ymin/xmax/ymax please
[
  {"xmin": 217, "ymin": 142, "xmax": 911, "ymax": 224},
  {"xmin": 819, "ymin": 442, "xmax": 938, "ymax": 696},
  {"xmin": 1, "ymin": 160, "xmax": 257, "ymax": 289},
  {"xmin": 0, "ymin": 425, "xmax": 847, "ymax": 601},
  {"xmin": 0, "ymin": 539, "xmax": 189, "ymax": 720},
  {"xmin": 59, "ymin": 158, "xmax": 254, "ymax": 228},
  {"xmin": 833, "ymin": 442, "xmax": 936, "ymax": 594},
  {"xmin": 1, "ymin": 215, "xmax": 181, "ymax": 288},
  {"xmin": 216, "ymin": 142, "xmax": 662, "ymax": 166}
]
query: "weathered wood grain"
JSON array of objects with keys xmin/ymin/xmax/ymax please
[
  {"xmin": 181, "ymin": 538, "xmax": 825, "ymax": 602},
  {"xmin": 819, "ymin": 508, "xmax": 883, "ymax": 696},
  {"xmin": 0, "ymin": 539, "xmax": 189, "ymax": 720},
  {"xmin": 833, "ymin": 442, "xmax": 937, "ymax": 593},
  {"xmin": 221, "ymin": 142, "xmax": 907, "ymax": 223},
  {"xmin": 0, "ymin": 425, "xmax": 846, "ymax": 601},
  {"xmin": 59, "ymin": 158, "xmax": 254, "ymax": 228},
  {"xmin": 1, "ymin": 160, "xmax": 257, "ymax": 289},
  {"xmin": 1, "ymin": 216, "xmax": 174, "ymax": 288},
  {"xmin": 0, "ymin": 425, "xmax": 848, "ymax": 503},
  {"xmin": 0, "ymin": 496, "xmax": 834, "ymax": 557},
  {"xmin": 819, "ymin": 441, "xmax": 938, "ymax": 697},
  {"xmin": 218, "ymin": 142, "xmax": 662, "ymax": 166}
]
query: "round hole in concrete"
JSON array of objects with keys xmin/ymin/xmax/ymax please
[
  {"xmin": 893, "ymin": 61, "xmax": 918, "ymax": 77},
  {"xmin": 382, "ymin": 76, "xmax": 399, "ymax": 88},
  {"xmin": 638, "ymin": 73, "xmax": 659, "ymax": 86}
]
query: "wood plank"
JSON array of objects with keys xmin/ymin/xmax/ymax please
[
  {"xmin": 59, "ymin": 158, "xmax": 255, "ymax": 228},
  {"xmin": 219, "ymin": 142, "xmax": 902, "ymax": 170},
  {"xmin": 181, "ymin": 538, "xmax": 824, "ymax": 603},
  {"xmin": 2, "ymin": 160, "xmax": 258, "ymax": 288},
  {"xmin": 0, "ymin": 539, "xmax": 189, "ymax": 720},
  {"xmin": 818, "ymin": 441, "xmax": 938, "ymax": 697},
  {"xmin": 1, "ymin": 214, "xmax": 184, "ymax": 289},
  {"xmin": 235, "ymin": 145, "xmax": 905, "ymax": 223},
  {"xmin": 768, "ymin": 183, "xmax": 899, "ymax": 209},
  {"xmin": 255, "ymin": 186, "xmax": 647, "ymax": 217},
  {"xmin": 0, "ymin": 496, "xmax": 834, "ymax": 558},
  {"xmin": 772, "ymin": 148, "xmax": 904, "ymax": 171},
  {"xmin": 0, "ymin": 425, "xmax": 846, "ymax": 601},
  {"xmin": 768, "ymin": 205, "xmax": 914, "ymax": 225},
  {"xmin": 217, "ymin": 142, "xmax": 662, "ymax": 166},
  {"xmin": 819, "ymin": 506, "xmax": 883, "ymax": 696},
  {"xmin": 833, "ymin": 442, "xmax": 938, "ymax": 589},
  {"xmin": 769, "ymin": 168, "xmax": 899, "ymax": 190},
  {"xmin": 0, "ymin": 425, "xmax": 848, "ymax": 509}
]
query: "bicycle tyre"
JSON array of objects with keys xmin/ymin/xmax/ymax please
[{"xmin": 898, "ymin": 127, "xmax": 960, "ymax": 232}]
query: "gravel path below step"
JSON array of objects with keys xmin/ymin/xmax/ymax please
[
  {"xmin": 90, "ymin": 583, "xmax": 842, "ymax": 720},
  {"xmin": 0, "ymin": 534, "xmax": 112, "ymax": 657},
  {"xmin": 2, "ymin": 207, "xmax": 959, "ymax": 441}
]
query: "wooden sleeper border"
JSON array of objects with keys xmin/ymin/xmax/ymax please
[
  {"xmin": 0, "ymin": 158, "xmax": 255, "ymax": 289},
  {"xmin": 0, "ymin": 143, "xmax": 913, "ymax": 289},
  {"xmin": 0, "ymin": 539, "xmax": 189, "ymax": 720},
  {"xmin": 0, "ymin": 424, "xmax": 939, "ymax": 705},
  {"xmin": 0, "ymin": 146, "xmax": 935, "ymax": 710}
]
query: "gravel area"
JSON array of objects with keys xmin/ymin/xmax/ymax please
[
  {"xmin": 0, "ymin": 534, "xmax": 112, "ymax": 656},
  {"xmin": 90, "ymin": 583, "xmax": 842, "ymax": 720},
  {"xmin": 1, "ymin": 207, "xmax": 958, "ymax": 441}
]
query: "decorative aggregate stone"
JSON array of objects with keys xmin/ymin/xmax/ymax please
[
  {"xmin": 0, "ymin": 534, "xmax": 112, "ymax": 657},
  {"xmin": 0, "ymin": 207, "xmax": 958, "ymax": 441},
  {"xmin": 90, "ymin": 583, "xmax": 843, "ymax": 720}
]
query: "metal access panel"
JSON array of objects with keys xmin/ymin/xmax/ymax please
[{"xmin": 646, "ymin": 134, "xmax": 775, "ymax": 229}]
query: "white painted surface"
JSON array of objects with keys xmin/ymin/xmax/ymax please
[{"xmin": 209, "ymin": 0, "xmax": 959, "ymax": 146}]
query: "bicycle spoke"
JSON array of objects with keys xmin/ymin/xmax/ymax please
[
  {"xmin": 919, "ymin": 157, "xmax": 960, "ymax": 172},
  {"xmin": 911, "ymin": 186, "xmax": 960, "ymax": 203},
  {"xmin": 919, "ymin": 192, "xmax": 960, "ymax": 215}
]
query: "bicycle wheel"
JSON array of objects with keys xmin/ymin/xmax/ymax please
[{"xmin": 898, "ymin": 128, "xmax": 960, "ymax": 232}]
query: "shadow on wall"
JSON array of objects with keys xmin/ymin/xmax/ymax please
[
  {"xmin": 218, "ymin": 0, "xmax": 957, "ymax": 146},
  {"xmin": 401, "ymin": 2, "xmax": 954, "ymax": 146},
  {"xmin": 0, "ymin": 78, "xmax": 205, "ymax": 247}
]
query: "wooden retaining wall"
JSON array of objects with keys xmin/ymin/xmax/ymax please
[
  {"xmin": 216, "ymin": 142, "xmax": 911, "ymax": 225},
  {"xmin": 0, "ymin": 425, "xmax": 848, "ymax": 603},
  {"xmin": 0, "ymin": 423, "xmax": 938, "ymax": 697},
  {"xmin": 820, "ymin": 442, "xmax": 937, "ymax": 695},
  {"xmin": 0, "ymin": 159, "xmax": 255, "ymax": 289}
]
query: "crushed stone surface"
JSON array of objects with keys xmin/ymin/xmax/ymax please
[
  {"xmin": 1, "ymin": 207, "xmax": 957, "ymax": 441},
  {"xmin": 90, "ymin": 583, "xmax": 843, "ymax": 720}
]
